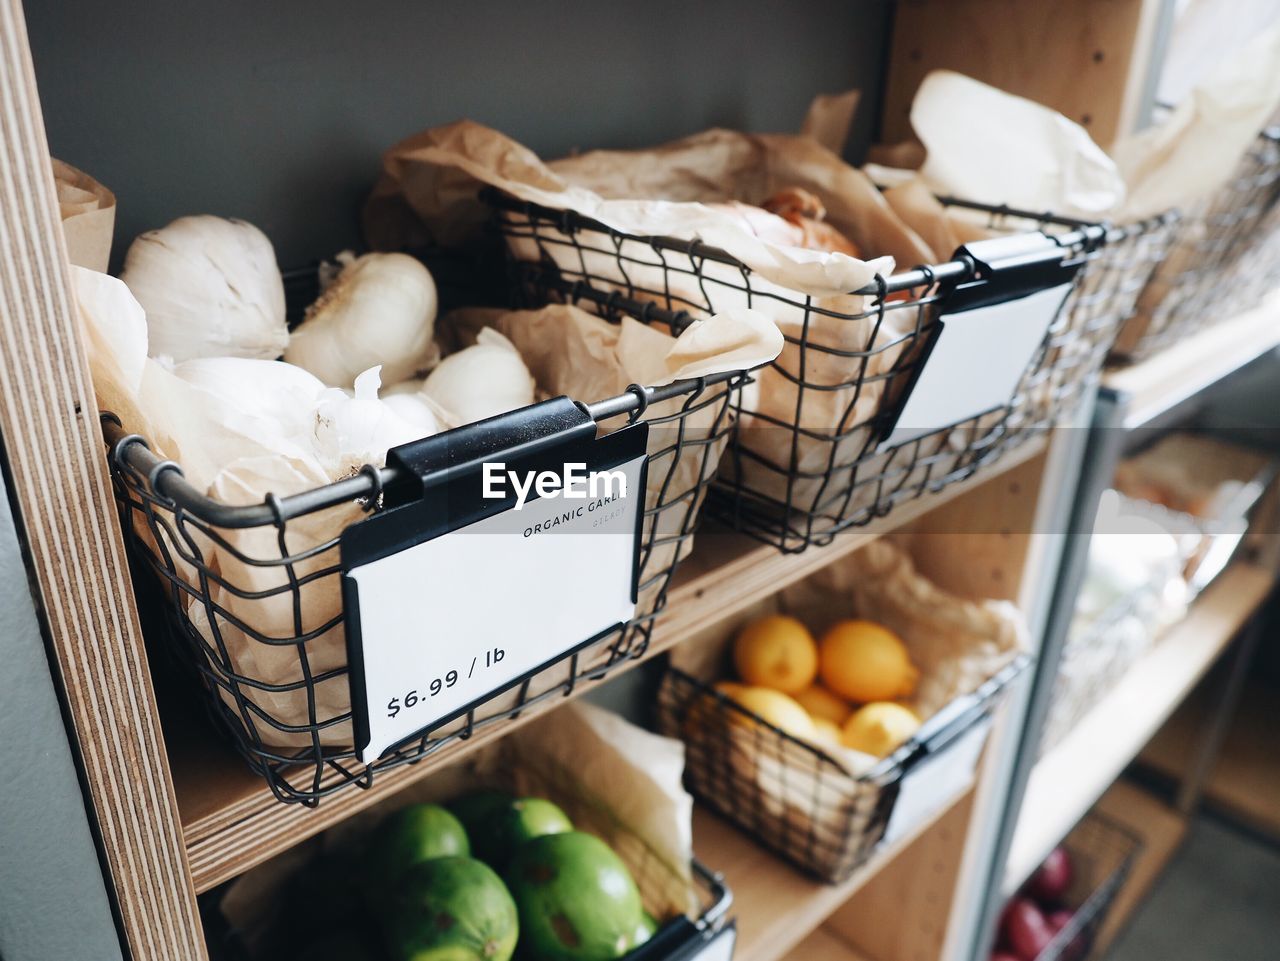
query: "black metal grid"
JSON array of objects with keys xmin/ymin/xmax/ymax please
[
  {"xmin": 1033, "ymin": 814, "xmax": 1141, "ymax": 961},
  {"xmin": 653, "ymin": 660, "xmax": 1023, "ymax": 883},
  {"xmin": 1120, "ymin": 127, "xmax": 1280, "ymax": 361},
  {"xmin": 489, "ymin": 190, "xmax": 1172, "ymax": 552},
  {"xmin": 105, "ymin": 308, "xmax": 745, "ymax": 805}
]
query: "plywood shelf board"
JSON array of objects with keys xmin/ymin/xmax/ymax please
[
  {"xmin": 780, "ymin": 926, "xmax": 873, "ymax": 961},
  {"xmin": 883, "ymin": 0, "xmax": 1162, "ymax": 147},
  {"xmin": 696, "ymin": 789, "xmax": 971, "ymax": 961},
  {"xmin": 176, "ymin": 437, "xmax": 1049, "ymax": 892},
  {"xmin": 1103, "ymin": 289, "xmax": 1280, "ymax": 429},
  {"xmin": 1139, "ymin": 674, "xmax": 1280, "ymax": 839},
  {"xmin": 0, "ymin": 0, "xmax": 206, "ymax": 956},
  {"xmin": 1004, "ymin": 562, "xmax": 1273, "ymax": 892}
]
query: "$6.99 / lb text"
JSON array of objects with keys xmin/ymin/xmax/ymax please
[{"xmin": 385, "ymin": 647, "xmax": 505, "ymax": 719}]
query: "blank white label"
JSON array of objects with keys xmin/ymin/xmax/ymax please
[
  {"xmin": 880, "ymin": 282, "xmax": 1072, "ymax": 451},
  {"xmin": 689, "ymin": 926, "xmax": 737, "ymax": 961},
  {"xmin": 883, "ymin": 715, "xmax": 993, "ymax": 846},
  {"xmin": 348, "ymin": 455, "xmax": 645, "ymax": 761}
]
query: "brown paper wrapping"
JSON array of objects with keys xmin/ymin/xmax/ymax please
[
  {"xmin": 53, "ymin": 159, "xmax": 115, "ymax": 272},
  {"xmin": 367, "ymin": 120, "xmax": 895, "ymax": 296},
  {"xmin": 544, "ymin": 125, "xmax": 968, "ymax": 525},
  {"xmin": 219, "ymin": 703, "xmax": 697, "ymax": 958}
]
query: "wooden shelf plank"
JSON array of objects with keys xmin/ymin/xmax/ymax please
[
  {"xmin": 1092, "ymin": 779, "xmax": 1189, "ymax": 952},
  {"xmin": 1139, "ymin": 673, "xmax": 1280, "ymax": 839},
  {"xmin": 779, "ymin": 926, "xmax": 873, "ymax": 961},
  {"xmin": 1004, "ymin": 562, "xmax": 1273, "ymax": 893},
  {"xmin": 695, "ymin": 790, "xmax": 970, "ymax": 961},
  {"xmin": 175, "ymin": 436, "xmax": 1049, "ymax": 893},
  {"xmin": 1103, "ymin": 289, "xmax": 1280, "ymax": 428}
]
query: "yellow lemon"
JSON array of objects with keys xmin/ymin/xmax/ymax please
[
  {"xmin": 794, "ymin": 684, "xmax": 852, "ymax": 726},
  {"xmin": 808, "ymin": 718, "xmax": 844, "ymax": 748},
  {"xmin": 841, "ymin": 702, "xmax": 921, "ymax": 758},
  {"xmin": 724, "ymin": 685, "xmax": 815, "ymax": 740},
  {"xmin": 819, "ymin": 620, "xmax": 919, "ymax": 702},
  {"xmin": 733, "ymin": 614, "xmax": 819, "ymax": 694}
]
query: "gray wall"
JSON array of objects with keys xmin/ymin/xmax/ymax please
[
  {"xmin": 0, "ymin": 470, "xmax": 124, "ymax": 961},
  {"xmin": 26, "ymin": 0, "xmax": 890, "ymax": 271}
]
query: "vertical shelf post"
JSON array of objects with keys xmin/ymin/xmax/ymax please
[{"xmin": 0, "ymin": 1, "xmax": 206, "ymax": 957}]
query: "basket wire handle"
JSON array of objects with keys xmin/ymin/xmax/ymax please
[
  {"xmin": 357, "ymin": 464, "xmax": 383, "ymax": 513},
  {"xmin": 625, "ymin": 383, "xmax": 650, "ymax": 423},
  {"xmin": 872, "ymin": 273, "xmax": 889, "ymax": 308}
]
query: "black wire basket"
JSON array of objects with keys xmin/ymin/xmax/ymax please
[
  {"xmin": 1118, "ymin": 125, "xmax": 1280, "ymax": 361},
  {"xmin": 1016, "ymin": 814, "xmax": 1142, "ymax": 961},
  {"xmin": 654, "ymin": 658, "xmax": 1025, "ymax": 884},
  {"xmin": 488, "ymin": 189, "xmax": 1170, "ymax": 552},
  {"xmin": 104, "ymin": 291, "xmax": 747, "ymax": 806}
]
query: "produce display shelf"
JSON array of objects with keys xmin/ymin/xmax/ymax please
[
  {"xmin": 779, "ymin": 926, "xmax": 874, "ymax": 961},
  {"xmin": 1102, "ymin": 288, "xmax": 1280, "ymax": 429},
  {"xmin": 171, "ymin": 434, "xmax": 1048, "ymax": 894},
  {"xmin": 693, "ymin": 791, "xmax": 966, "ymax": 961},
  {"xmin": 1003, "ymin": 561, "xmax": 1273, "ymax": 894},
  {"xmin": 1091, "ymin": 779, "xmax": 1190, "ymax": 953},
  {"xmin": 1139, "ymin": 673, "xmax": 1280, "ymax": 839}
]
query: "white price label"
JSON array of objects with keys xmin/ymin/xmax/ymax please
[
  {"xmin": 883, "ymin": 715, "xmax": 992, "ymax": 846},
  {"xmin": 345, "ymin": 441, "xmax": 646, "ymax": 762},
  {"xmin": 879, "ymin": 282, "xmax": 1072, "ymax": 451},
  {"xmin": 686, "ymin": 925, "xmax": 737, "ymax": 961}
]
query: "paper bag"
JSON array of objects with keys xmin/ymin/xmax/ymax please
[
  {"xmin": 1113, "ymin": 24, "xmax": 1280, "ymax": 220},
  {"xmin": 53, "ymin": 159, "xmax": 115, "ymax": 272},
  {"xmin": 909, "ymin": 71, "xmax": 1127, "ymax": 220}
]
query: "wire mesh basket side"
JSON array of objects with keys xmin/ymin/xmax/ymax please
[
  {"xmin": 1119, "ymin": 129, "xmax": 1280, "ymax": 361},
  {"xmin": 1038, "ymin": 586, "xmax": 1161, "ymax": 757},
  {"xmin": 492, "ymin": 193, "xmax": 1104, "ymax": 552},
  {"xmin": 1035, "ymin": 814, "xmax": 1141, "ymax": 961},
  {"xmin": 654, "ymin": 667, "xmax": 887, "ymax": 883},
  {"xmin": 107, "ymin": 369, "xmax": 742, "ymax": 805}
]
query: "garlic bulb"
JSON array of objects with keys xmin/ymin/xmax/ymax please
[
  {"xmin": 422, "ymin": 328, "xmax": 536, "ymax": 425},
  {"xmin": 121, "ymin": 215, "xmax": 288, "ymax": 362},
  {"xmin": 382, "ymin": 392, "xmax": 441, "ymax": 435},
  {"xmin": 286, "ymin": 252, "xmax": 439, "ymax": 389},
  {"xmin": 312, "ymin": 366, "xmax": 430, "ymax": 477},
  {"xmin": 169, "ymin": 356, "xmax": 326, "ymax": 459},
  {"xmin": 383, "ymin": 377, "xmax": 425, "ymax": 397}
]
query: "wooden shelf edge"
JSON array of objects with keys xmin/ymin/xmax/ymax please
[
  {"xmin": 697, "ymin": 788, "xmax": 972, "ymax": 961},
  {"xmin": 179, "ymin": 436, "xmax": 1050, "ymax": 892},
  {"xmin": 780, "ymin": 926, "xmax": 874, "ymax": 961},
  {"xmin": 1003, "ymin": 562, "xmax": 1274, "ymax": 893},
  {"xmin": 1103, "ymin": 289, "xmax": 1280, "ymax": 428},
  {"xmin": 1137, "ymin": 673, "xmax": 1280, "ymax": 840}
]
